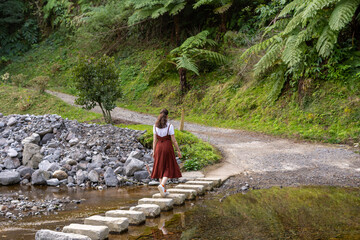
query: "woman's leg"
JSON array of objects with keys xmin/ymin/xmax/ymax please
[{"xmin": 161, "ymin": 177, "xmax": 168, "ymax": 186}]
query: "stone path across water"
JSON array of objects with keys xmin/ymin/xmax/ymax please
[
  {"xmin": 35, "ymin": 178, "xmax": 221, "ymax": 240},
  {"xmin": 48, "ymin": 90, "xmax": 360, "ymax": 187}
]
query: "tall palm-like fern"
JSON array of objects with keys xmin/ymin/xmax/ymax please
[
  {"xmin": 241, "ymin": 0, "xmax": 360, "ymax": 77},
  {"xmin": 168, "ymin": 30, "xmax": 227, "ymax": 93},
  {"xmin": 151, "ymin": 30, "xmax": 226, "ymax": 129}
]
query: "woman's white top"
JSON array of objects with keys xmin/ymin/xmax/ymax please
[{"xmin": 153, "ymin": 122, "xmax": 175, "ymax": 136}]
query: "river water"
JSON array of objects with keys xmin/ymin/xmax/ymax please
[
  {"xmin": 1, "ymin": 185, "xmax": 359, "ymax": 239},
  {"xmin": 0, "ymin": 184, "xmax": 196, "ymax": 240}
]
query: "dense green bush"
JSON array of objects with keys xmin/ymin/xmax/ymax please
[{"xmin": 72, "ymin": 55, "xmax": 122, "ymax": 124}]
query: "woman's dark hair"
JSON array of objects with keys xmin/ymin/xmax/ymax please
[{"xmin": 156, "ymin": 108, "xmax": 168, "ymax": 128}]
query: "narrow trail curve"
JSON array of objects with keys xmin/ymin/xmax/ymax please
[{"xmin": 48, "ymin": 90, "xmax": 360, "ymax": 185}]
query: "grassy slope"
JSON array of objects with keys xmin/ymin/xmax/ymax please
[
  {"xmin": 0, "ymin": 85, "xmax": 100, "ymax": 121},
  {"xmin": 0, "ymin": 85, "xmax": 220, "ymax": 171},
  {"xmin": 1, "ymin": 36, "xmax": 360, "ymax": 145}
]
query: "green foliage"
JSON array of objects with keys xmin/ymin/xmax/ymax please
[
  {"xmin": 329, "ymin": 0, "xmax": 360, "ymax": 31},
  {"xmin": 0, "ymin": 0, "xmax": 39, "ymax": 58},
  {"xmin": 169, "ymin": 30, "xmax": 227, "ymax": 75},
  {"xmin": 242, "ymin": 0, "xmax": 360, "ymax": 78},
  {"xmin": 11, "ymin": 73, "xmax": 27, "ymax": 87},
  {"xmin": 72, "ymin": 55, "xmax": 122, "ymax": 124},
  {"xmin": 30, "ymin": 75, "xmax": 49, "ymax": 93},
  {"xmin": 127, "ymin": 0, "xmax": 187, "ymax": 25}
]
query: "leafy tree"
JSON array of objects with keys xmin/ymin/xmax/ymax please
[{"xmin": 73, "ymin": 55, "xmax": 122, "ymax": 124}]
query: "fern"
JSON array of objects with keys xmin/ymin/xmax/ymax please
[
  {"xmin": 267, "ymin": 67, "xmax": 287, "ymax": 103},
  {"xmin": 169, "ymin": 2, "xmax": 186, "ymax": 15},
  {"xmin": 175, "ymin": 55, "xmax": 200, "ymax": 75},
  {"xmin": 281, "ymin": 35, "xmax": 304, "ymax": 67},
  {"xmin": 329, "ymin": 0, "xmax": 360, "ymax": 31},
  {"xmin": 316, "ymin": 26, "xmax": 338, "ymax": 57},
  {"xmin": 254, "ymin": 41, "xmax": 284, "ymax": 76},
  {"xmin": 191, "ymin": 49, "xmax": 227, "ymax": 64},
  {"xmin": 303, "ymin": 0, "xmax": 341, "ymax": 20},
  {"xmin": 193, "ymin": 0, "xmax": 213, "ymax": 9},
  {"xmin": 283, "ymin": 11, "xmax": 304, "ymax": 35},
  {"xmin": 240, "ymin": 35, "xmax": 283, "ymax": 61},
  {"xmin": 278, "ymin": 0, "xmax": 303, "ymax": 17},
  {"xmin": 214, "ymin": 2, "xmax": 233, "ymax": 14}
]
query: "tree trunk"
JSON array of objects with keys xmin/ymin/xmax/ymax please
[
  {"xmin": 179, "ymin": 68, "xmax": 187, "ymax": 96},
  {"xmin": 180, "ymin": 108, "xmax": 185, "ymax": 131},
  {"xmin": 174, "ymin": 15, "xmax": 181, "ymax": 46},
  {"xmin": 220, "ymin": 13, "xmax": 227, "ymax": 33}
]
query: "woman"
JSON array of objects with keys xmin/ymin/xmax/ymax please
[{"xmin": 151, "ymin": 108, "xmax": 182, "ymax": 197}]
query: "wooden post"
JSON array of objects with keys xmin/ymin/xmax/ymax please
[{"xmin": 180, "ymin": 108, "xmax": 185, "ymax": 131}]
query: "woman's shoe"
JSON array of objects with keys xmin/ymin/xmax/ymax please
[{"xmin": 158, "ymin": 184, "xmax": 166, "ymax": 197}]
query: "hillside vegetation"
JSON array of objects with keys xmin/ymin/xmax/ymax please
[{"xmin": 1, "ymin": 0, "xmax": 360, "ymax": 145}]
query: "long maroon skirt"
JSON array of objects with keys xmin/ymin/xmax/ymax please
[{"xmin": 151, "ymin": 134, "xmax": 182, "ymax": 179}]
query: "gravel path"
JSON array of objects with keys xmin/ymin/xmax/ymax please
[{"xmin": 48, "ymin": 90, "xmax": 360, "ymax": 187}]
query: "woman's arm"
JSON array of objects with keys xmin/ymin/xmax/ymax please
[
  {"xmin": 152, "ymin": 133, "xmax": 158, "ymax": 157},
  {"xmin": 171, "ymin": 135, "xmax": 182, "ymax": 158}
]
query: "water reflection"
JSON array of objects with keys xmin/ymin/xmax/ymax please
[{"xmin": 0, "ymin": 185, "xmax": 197, "ymax": 240}]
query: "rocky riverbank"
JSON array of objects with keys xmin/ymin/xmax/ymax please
[{"xmin": 0, "ymin": 113, "xmax": 169, "ymax": 188}]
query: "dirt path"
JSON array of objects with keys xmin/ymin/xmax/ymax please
[{"xmin": 48, "ymin": 90, "xmax": 360, "ymax": 186}]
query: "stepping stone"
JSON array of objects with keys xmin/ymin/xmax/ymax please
[
  {"xmin": 138, "ymin": 198, "xmax": 174, "ymax": 211},
  {"xmin": 130, "ymin": 204, "xmax": 160, "ymax": 218},
  {"xmin": 152, "ymin": 193, "xmax": 186, "ymax": 205},
  {"xmin": 62, "ymin": 224, "xmax": 109, "ymax": 240},
  {"xmin": 175, "ymin": 184, "xmax": 205, "ymax": 195},
  {"xmin": 84, "ymin": 215, "xmax": 129, "ymax": 233},
  {"xmin": 196, "ymin": 178, "xmax": 222, "ymax": 187},
  {"xmin": 36, "ymin": 229, "xmax": 91, "ymax": 240},
  {"xmin": 167, "ymin": 189, "xmax": 197, "ymax": 200},
  {"xmin": 105, "ymin": 210, "xmax": 145, "ymax": 225},
  {"xmin": 185, "ymin": 180, "xmax": 214, "ymax": 190}
]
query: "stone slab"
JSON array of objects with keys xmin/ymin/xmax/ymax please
[
  {"xmin": 196, "ymin": 178, "xmax": 222, "ymax": 187},
  {"xmin": 185, "ymin": 180, "xmax": 214, "ymax": 190},
  {"xmin": 36, "ymin": 229, "xmax": 91, "ymax": 240},
  {"xmin": 138, "ymin": 198, "xmax": 174, "ymax": 211},
  {"xmin": 152, "ymin": 193, "xmax": 186, "ymax": 205},
  {"xmin": 175, "ymin": 184, "xmax": 205, "ymax": 195},
  {"xmin": 166, "ymin": 189, "xmax": 197, "ymax": 200},
  {"xmin": 62, "ymin": 224, "xmax": 109, "ymax": 240},
  {"xmin": 105, "ymin": 210, "xmax": 145, "ymax": 225},
  {"xmin": 84, "ymin": 215, "xmax": 129, "ymax": 233},
  {"xmin": 129, "ymin": 204, "xmax": 161, "ymax": 218}
]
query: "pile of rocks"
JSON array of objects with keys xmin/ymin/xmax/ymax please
[
  {"xmin": 0, "ymin": 113, "xmax": 155, "ymax": 188},
  {"xmin": 0, "ymin": 195, "xmax": 83, "ymax": 220}
]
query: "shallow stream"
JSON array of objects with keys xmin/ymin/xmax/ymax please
[{"xmin": 0, "ymin": 185, "xmax": 359, "ymax": 239}]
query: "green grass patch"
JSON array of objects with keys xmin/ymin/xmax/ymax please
[
  {"xmin": 0, "ymin": 84, "xmax": 101, "ymax": 122},
  {"xmin": 116, "ymin": 124, "xmax": 221, "ymax": 171}
]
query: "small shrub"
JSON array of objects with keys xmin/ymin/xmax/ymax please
[
  {"xmin": 11, "ymin": 74, "xmax": 27, "ymax": 87},
  {"xmin": 72, "ymin": 55, "xmax": 121, "ymax": 124},
  {"xmin": 31, "ymin": 76, "xmax": 50, "ymax": 93}
]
